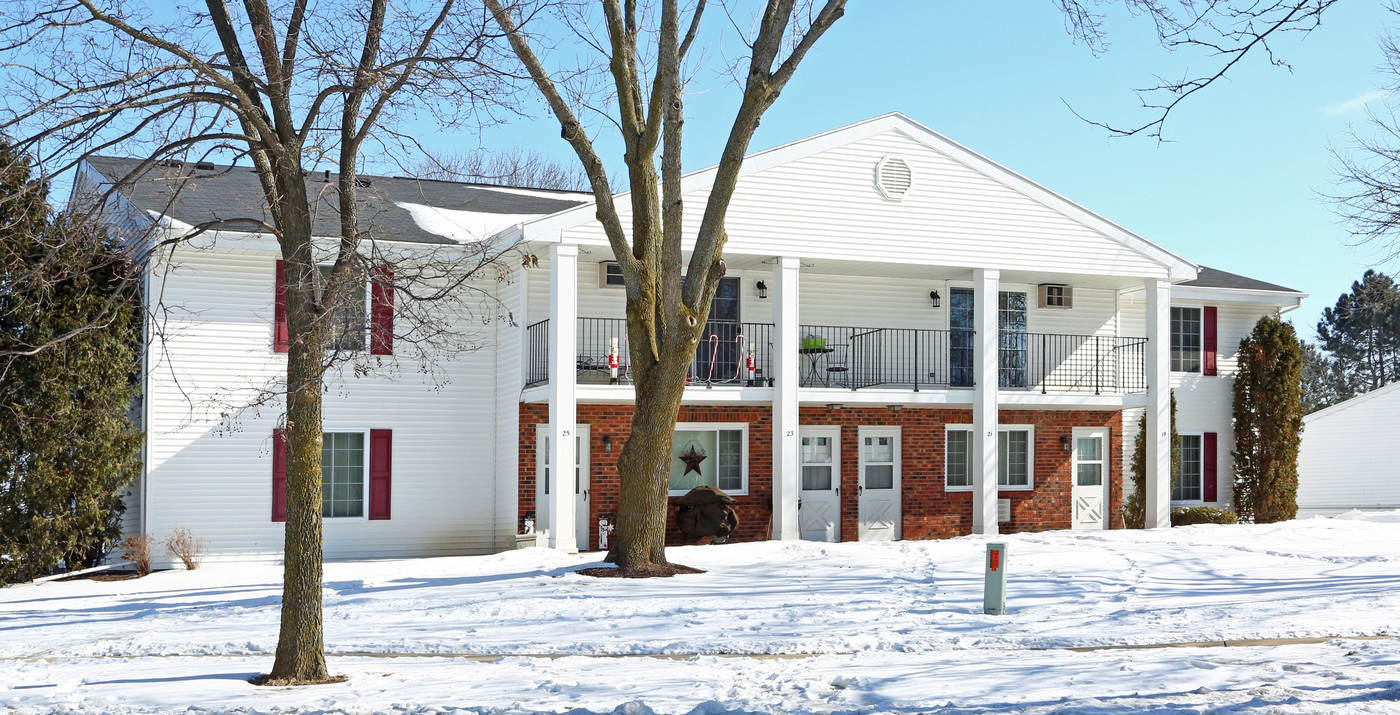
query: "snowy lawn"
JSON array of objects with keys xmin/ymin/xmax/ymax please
[{"xmin": 2, "ymin": 513, "xmax": 1399, "ymax": 713}]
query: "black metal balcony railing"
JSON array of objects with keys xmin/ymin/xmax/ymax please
[
  {"xmin": 525, "ymin": 318, "xmax": 774, "ymax": 387},
  {"xmin": 525, "ymin": 317, "xmax": 1148, "ymax": 394}
]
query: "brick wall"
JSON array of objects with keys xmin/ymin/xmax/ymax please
[{"xmin": 520, "ymin": 403, "xmax": 1123, "ymax": 550}]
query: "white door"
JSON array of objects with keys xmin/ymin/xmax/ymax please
[
  {"xmin": 1071, "ymin": 427, "xmax": 1108, "ymax": 530},
  {"xmin": 535, "ymin": 426, "xmax": 590, "ymax": 546},
  {"xmin": 799, "ymin": 428, "xmax": 840, "ymax": 542},
  {"xmin": 857, "ymin": 427, "xmax": 901, "ymax": 541},
  {"xmin": 574, "ymin": 426, "xmax": 591, "ymax": 549}
]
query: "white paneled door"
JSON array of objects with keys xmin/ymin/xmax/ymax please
[
  {"xmin": 1071, "ymin": 427, "xmax": 1108, "ymax": 530},
  {"xmin": 536, "ymin": 425, "xmax": 591, "ymax": 548},
  {"xmin": 857, "ymin": 427, "xmax": 901, "ymax": 541},
  {"xmin": 799, "ymin": 428, "xmax": 841, "ymax": 542}
]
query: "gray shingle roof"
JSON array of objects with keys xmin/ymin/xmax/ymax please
[
  {"xmin": 1181, "ymin": 266, "xmax": 1300, "ymax": 294},
  {"xmin": 86, "ymin": 156, "xmax": 589, "ymax": 245}
]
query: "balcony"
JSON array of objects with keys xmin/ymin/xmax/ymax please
[{"xmin": 526, "ymin": 318, "xmax": 1147, "ymax": 395}]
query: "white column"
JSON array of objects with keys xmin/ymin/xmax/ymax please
[
  {"xmin": 547, "ymin": 243, "xmax": 578, "ymax": 552},
  {"xmin": 1144, "ymin": 278, "xmax": 1172, "ymax": 529},
  {"xmin": 771, "ymin": 256, "xmax": 801, "ymax": 540},
  {"xmin": 972, "ymin": 269, "xmax": 1000, "ymax": 535}
]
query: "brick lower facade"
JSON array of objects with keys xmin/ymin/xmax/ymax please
[{"xmin": 519, "ymin": 403, "xmax": 1124, "ymax": 551}]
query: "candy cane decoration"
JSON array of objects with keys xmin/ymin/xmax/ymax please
[
  {"xmin": 733, "ymin": 334, "xmax": 748, "ymax": 383},
  {"xmin": 705, "ymin": 334, "xmax": 721, "ymax": 383},
  {"xmin": 608, "ymin": 336, "xmax": 620, "ymax": 385}
]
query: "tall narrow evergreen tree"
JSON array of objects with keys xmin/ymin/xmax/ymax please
[
  {"xmin": 1124, "ymin": 392, "xmax": 1180, "ymax": 529},
  {"xmin": 1233, "ymin": 314, "xmax": 1304, "ymax": 523},
  {"xmin": 0, "ymin": 144, "xmax": 143, "ymax": 583}
]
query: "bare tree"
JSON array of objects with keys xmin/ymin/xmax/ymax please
[
  {"xmin": 415, "ymin": 146, "xmax": 592, "ymax": 190},
  {"xmin": 1331, "ymin": 7, "xmax": 1400, "ymax": 261},
  {"xmin": 486, "ymin": 0, "xmax": 849, "ymax": 572},
  {"xmin": 1, "ymin": 0, "xmax": 508, "ymax": 684}
]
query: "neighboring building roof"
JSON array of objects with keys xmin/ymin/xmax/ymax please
[
  {"xmin": 84, "ymin": 156, "xmax": 590, "ymax": 245},
  {"xmin": 1182, "ymin": 266, "xmax": 1300, "ymax": 294},
  {"xmin": 1304, "ymin": 381, "xmax": 1400, "ymax": 423}
]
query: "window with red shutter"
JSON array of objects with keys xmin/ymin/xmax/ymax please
[
  {"xmin": 369, "ymin": 429, "xmax": 392, "ymax": 519},
  {"xmin": 273, "ymin": 260, "xmax": 289, "ymax": 353},
  {"xmin": 370, "ymin": 266, "xmax": 393, "ymax": 355},
  {"xmin": 272, "ymin": 428, "xmax": 287, "ymax": 521},
  {"xmin": 1203, "ymin": 432, "xmax": 1218, "ymax": 502},
  {"xmin": 1203, "ymin": 306, "xmax": 1218, "ymax": 376}
]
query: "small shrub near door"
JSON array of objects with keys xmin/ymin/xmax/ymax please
[
  {"xmin": 1172, "ymin": 507, "xmax": 1239, "ymax": 526},
  {"xmin": 164, "ymin": 528, "xmax": 205, "ymax": 570},
  {"xmin": 121, "ymin": 534, "xmax": 152, "ymax": 576}
]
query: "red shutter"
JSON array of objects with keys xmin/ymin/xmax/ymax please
[
  {"xmin": 273, "ymin": 260, "xmax": 289, "ymax": 353},
  {"xmin": 1203, "ymin": 306, "xmax": 1217, "ymax": 376},
  {"xmin": 369, "ymin": 429, "xmax": 392, "ymax": 520},
  {"xmin": 1203, "ymin": 432, "xmax": 1218, "ymax": 502},
  {"xmin": 370, "ymin": 266, "xmax": 394, "ymax": 356},
  {"xmin": 272, "ymin": 428, "xmax": 287, "ymax": 522}
]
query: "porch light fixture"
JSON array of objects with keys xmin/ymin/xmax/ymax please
[
  {"xmin": 603, "ymin": 435, "xmax": 613, "ymax": 453},
  {"xmin": 1060, "ymin": 435, "xmax": 1072, "ymax": 453},
  {"xmin": 929, "ymin": 290, "xmax": 941, "ymax": 309},
  {"xmin": 826, "ymin": 403, "xmax": 843, "ymax": 410},
  {"xmin": 887, "ymin": 404, "xmax": 903, "ymax": 412},
  {"xmin": 756, "ymin": 280, "xmax": 768, "ymax": 299}
]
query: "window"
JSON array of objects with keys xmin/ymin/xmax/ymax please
[
  {"xmin": 945, "ymin": 426, "xmax": 1033, "ymax": 490},
  {"xmin": 1175, "ymin": 434, "xmax": 1203, "ymax": 501},
  {"xmin": 801, "ymin": 434, "xmax": 834, "ymax": 491},
  {"xmin": 946, "ymin": 429, "xmax": 972, "ymax": 488},
  {"xmin": 599, "ymin": 261, "xmax": 625, "ymax": 288},
  {"xmin": 319, "ymin": 265, "xmax": 367, "ymax": 352},
  {"xmin": 862, "ymin": 434, "xmax": 896, "ymax": 490},
  {"xmin": 668, "ymin": 424, "xmax": 746, "ymax": 495},
  {"xmin": 322, "ymin": 432, "xmax": 365, "ymax": 518},
  {"xmin": 1075, "ymin": 436, "xmax": 1103, "ymax": 486},
  {"xmin": 1171, "ymin": 307, "xmax": 1202, "ymax": 373}
]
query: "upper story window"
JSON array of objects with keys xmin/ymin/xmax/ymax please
[
  {"xmin": 599, "ymin": 261, "xmax": 625, "ymax": 289},
  {"xmin": 1171, "ymin": 306, "xmax": 1202, "ymax": 373},
  {"xmin": 319, "ymin": 264, "xmax": 366, "ymax": 352}
]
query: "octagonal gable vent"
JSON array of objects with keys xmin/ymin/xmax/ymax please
[{"xmin": 875, "ymin": 155, "xmax": 913, "ymax": 201}]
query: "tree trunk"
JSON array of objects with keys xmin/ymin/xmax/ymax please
[
  {"xmin": 607, "ymin": 326, "xmax": 694, "ymax": 569},
  {"xmin": 269, "ymin": 186, "xmax": 331, "ymax": 683}
]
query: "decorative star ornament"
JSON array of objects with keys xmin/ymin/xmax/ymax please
[{"xmin": 678, "ymin": 443, "xmax": 708, "ymax": 476}]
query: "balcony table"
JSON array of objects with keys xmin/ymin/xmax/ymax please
[{"xmin": 798, "ymin": 346, "xmax": 834, "ymax": 387}]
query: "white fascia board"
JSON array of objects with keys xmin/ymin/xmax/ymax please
[
  {"xmin": 1304, "ymin": 380, "xmax": 1400, "ymax": 423},
  {"xmin": 516, "ymin": 113, "xmax": 1196, "ymax": 280},
  {"xmin": 1167, "ymin": 285, "xmax": 1308, "ymax": 307}
]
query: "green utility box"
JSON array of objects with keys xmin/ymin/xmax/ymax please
[{"xmin": 984, "ymin": 542, "xmax": 1007, "ymax": 615}]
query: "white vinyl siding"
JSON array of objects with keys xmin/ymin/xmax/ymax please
[
  {"xmin": 1298, "ymin": 384, "xmax": 1400, "ymax": 515},
  {"xmin": 139, "ymin": 242, "xmax": 502, "ymax": 566}
]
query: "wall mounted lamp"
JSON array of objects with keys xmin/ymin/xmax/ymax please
[
  {"xmin": 756, "ymin": 280, "xmax": 768, "ymax": 299},
  {"xmin": 887, "ymin": 404, "xmax": 903, "ymax": 412},
  {"xmin": 826, "ymin": 403, "xmax": 843, "ymax": 410},
  {"xmin": 603, "ymin": 435, "xmax": 613, "ymax": 453},
  {"xmin": 1060, "ymin": 435, "xmax": 1072, "ymax": 453},
  {"xmin": 929, "ymin": 290, "xmax": 941, "ymax": 309}
]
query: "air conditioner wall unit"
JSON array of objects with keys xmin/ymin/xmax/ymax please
[{"xmin": 1038, "ymin": 284, "xmax": 1072, "ymax": 309}]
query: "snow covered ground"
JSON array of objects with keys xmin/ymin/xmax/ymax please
[{"xmin": 2, "ymin": 512, "xmax": 1399, "ymax": 713}]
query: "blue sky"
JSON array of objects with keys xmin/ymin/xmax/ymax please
[{"xmin": 459, "ymin": 1, "xmax": 1395, "ymax": 342}]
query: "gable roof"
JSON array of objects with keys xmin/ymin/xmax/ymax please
[
  {"xmin": 1182, "ymin": 266, "xmax": 1300, "ymax": 294},
  {"xmin": 517, "ymin": 112, "xmax": 1198, "ymax": 281},
  {"xmin": 83, "ymin": 156, "xmax": 590, "ymax": 245}
]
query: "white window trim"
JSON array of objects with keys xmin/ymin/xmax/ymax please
[
  {"xmin": 1170, "ymin": 305, "xmax": 1203, "ymax": 375},
  {"xmin": 668, "ymin": 422, "xmax": 749, "ymax": 497},
  {"xmin": 1172, "ymin": 431, "xmax": 1206, "ymax": 506},
  {"xmin": 321, "ymin": 426, "xmax": 370, "ymax": 522},
  {"xmin": 943, "ymin": 423, "xmax": 1035, "ymax": 492},
  {"xmin": 799, "ymin": 426, "xmax": 841, "ymax": 492}
]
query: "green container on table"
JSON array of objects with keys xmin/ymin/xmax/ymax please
[{"xmin": 801, "ymin": 337, "xmax": 827, "ymax": 350}]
